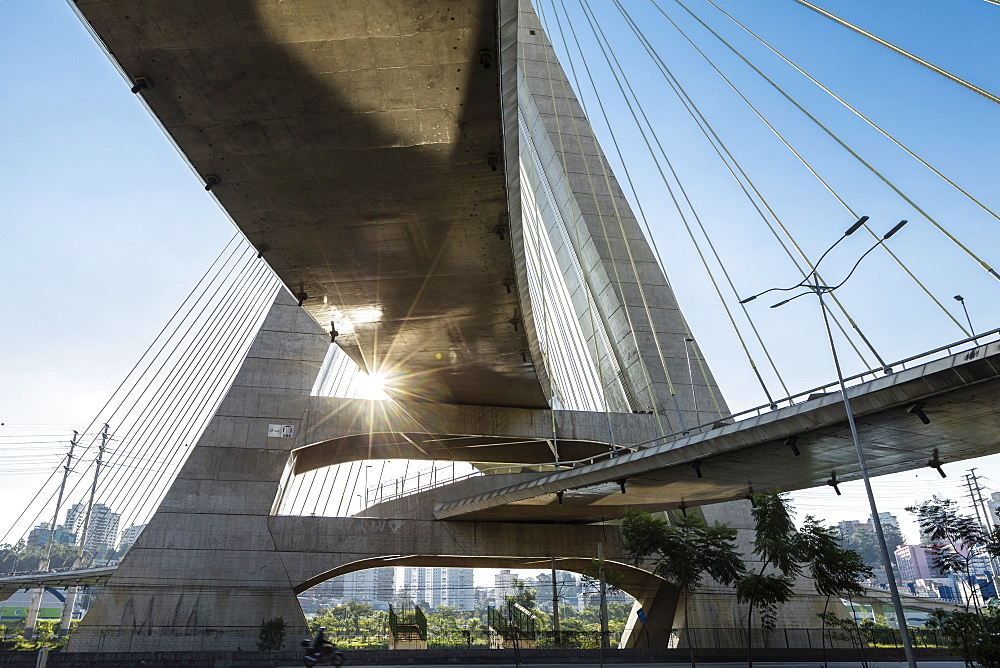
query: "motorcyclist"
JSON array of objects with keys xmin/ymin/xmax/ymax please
[{"xmin": 302, "ymin": 627, "xmax": 343, "ymax": 666}]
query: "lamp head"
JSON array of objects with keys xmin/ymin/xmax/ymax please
[
  {"xmin": 882, "ymin": 219, "xmax": 908, "ymax": 240},
  {"xmin": 845, "ymin": 215, "xmax": 869, "ymax": 236}
]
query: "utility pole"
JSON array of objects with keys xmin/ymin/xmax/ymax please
[
  {"xmin": 964, "ymin": 471, "xmax": 986, "ymax": 528},
  {"xmin": 597, "ymin": 543, "xmax": 609, "ymax": 650},
  {"xmin": 549, "ymin": 555, "xmax": 560, "ymax": 646},
  {"xmin": 77, "ymin": 424, "xmax": 109, "ymax": 568},
  {"xmin": 966, "ymin": 468, "xmax": 1000, "ymax": 583},
  {"xmin": 24, "ymin": 432, "xmax": 79, "ymax": 640}
]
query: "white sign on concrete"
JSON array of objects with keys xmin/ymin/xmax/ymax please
[{"xmin": 268, "ymin": 424, "xmax": 295, "ymax": 438}]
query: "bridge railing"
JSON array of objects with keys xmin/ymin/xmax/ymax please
[
  {"xmin": 720, "ymin": 327, "xmax": 1000, "ymax": 423},
  {"xmin": 364, "ymin": 462, "xmax": 567, "ymax": 508},
  {"xmin": 360, "ymin": 330, "xmax": 999, "ymax": 508}
]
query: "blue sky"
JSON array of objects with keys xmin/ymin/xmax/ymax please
[{"xmin": 2, "ymin": 0, "xmax": 999, "ymax": 552}]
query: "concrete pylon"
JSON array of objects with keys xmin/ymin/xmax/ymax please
[
  {"xmin": 67, "ymin": 290, "xmax": 329, "ymax": 651},
  {"xmin": 503, "ymin": 0, "xmax": 729, "ymax": 430},
  {"xmin": 67, "ymin": 291, "xmax": 674, "ymax": 651}
]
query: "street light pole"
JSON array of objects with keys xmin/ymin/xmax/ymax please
[
  {"xmin": 365, "ymin": 465, "xmax": 372, "ymax": 506},
  {"xmin": 742, "ymin": 216, "xmax": 917, "ymax": 668},
  {"xmin": 817, "ymin": 289, "xmax": 917, "ymax": 668},
  {"xmin": 953, "ymin": 295, "xmax": 976, "ymax": 341}
]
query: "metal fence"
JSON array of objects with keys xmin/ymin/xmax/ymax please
[
  {"xmin": 323, "ymin": 626, "xmax": 947, "ymax": 651},
  {"xmin": 625, "ymin": 627, "xmax": 946, "ymax": 651}
]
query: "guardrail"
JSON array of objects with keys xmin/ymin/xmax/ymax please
[{"xmin": 361, "ymin": 330, "xmax": 999, "ymax": 510}]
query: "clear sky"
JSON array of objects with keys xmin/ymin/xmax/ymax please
[{"xmin": 2, "ymin": 0, "xmax": 1000, "ymax": 565}]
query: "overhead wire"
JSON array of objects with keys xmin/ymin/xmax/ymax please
[
  {"xmin": 113, "ymin": 273, "xmax": 277, "ymax": 542},
  {"xmin": 123, "ymin": 271, "xmax": 279, "ymax": 531},
  {"xmin": 5, "ymin": 245, "xmax": 279, "ymax": 550},
  {"xmin": 533, "ymin": 0, "xmax": 640, "ymax": 440},
  {"xmin": 551, "ymin": 0, "xmax": 736, "ymax": 416},
  {"xmin": 132, "ymin": 271, "xmax": 279, "ymax": 526},
  {"xmin": 613, "ymin": 1, "xmax": 880, "ymax": 396},
  {"xmin": 573, "ymin": 0, "xmax": 731, "ymax": 420},
  {"xmin": 58, "ymin": 250, "xmax": 268, "ymax": 539},
  {"xmin": 103, "ymin": 262, "xmax": 279, "ymax": 534},
  {"xmin": 536, "ymin": 0, "xmax": 682, "ymax": 437},
  {"xmin": 97, "ymin": 253, "xmax": 266, "ymax": 511},
  {"xmin": 639, "ymin": 0, "xmax": 904, "ymax": 365},
  {"xmin": 0, "ymin": 235, "xmax": 247, "ymax": 544}
]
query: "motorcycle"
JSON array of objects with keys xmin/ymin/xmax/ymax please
[{"xmin": 301, "ymin": 628, "xmax": 345, "ymax": 666}]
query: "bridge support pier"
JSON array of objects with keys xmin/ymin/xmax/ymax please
[{"xmin": 67, "ymin": 292, "xmax": 672, "ymax": 651}]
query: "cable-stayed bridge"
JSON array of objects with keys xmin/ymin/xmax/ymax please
[{"xmin": 2, "ymin": 0, "xmax": 999, "ymax": 654}]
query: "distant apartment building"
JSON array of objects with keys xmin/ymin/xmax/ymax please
[
  {"xmin": 869, "ymin": 512, "xmax": 901, "ymax": 533},
  {"xmin": 988, "ymin": 491, "xmax": 1000, "ymax": 526},
  {"xmin": 63, "ymin": 502, "xmax": 120, "ymax": 555},
  {"xmin": 64, "ymin": 503, "xmax": 85, "ymax": 535},
  {"xmin": 118, "ymin": 523, "xmax": 147, "ymax": 552},
  {"xmin": 320, "ymin": 567, "xmax": 394, "ymax": 607},
  {"xmin": 26, "ymin": 521, "xmax": 76, "ymax": 547},
  {"xmin": 531, "ymin": 571, "xmax": 581, "ymax": 612},
  {"xmin": 895, "ymin": 544, "xmax": 941, "ymax": 582},
  {"xmin": 82, "ymin": 504, "xmax": 120, "ymax": 556},
  {"xmin": 441, "ymin": 568, "xmax": 474, "ymax": 611},
  {"xmin": 912, "ymin": 577, "xmax": 960, "ymax": 602},
  {"xmin": 494, "ymin": 569, "xmax": 517, "ymax": 605},
  {"xmin": 401, "ymin": 567, "xmax": 474, "ymax": 610},
  {"xmin": 837, "ymin": 519, "xmax": 872, "ymax": 536}
]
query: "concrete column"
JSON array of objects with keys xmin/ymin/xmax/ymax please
[
  {"xmin": 58, "ymin": 587, "xmax": 76, "ymax": 637},
  {"xmin": 618, "ymin": 579, "xmax": 681, "ymax": 649},
  {"xmin": 22, "ymin": 587, "xmax": 45, "ymax": 640}
]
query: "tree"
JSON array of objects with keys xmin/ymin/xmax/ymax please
[
  {"xmin": 840, "ymin": 523, "xmax": 904, "ymax": 568},
  {"xmin": 924, "ymin": 607, "xmax": 1000, "ymax": 668},
  {"xmin": 622, "ymin": 509, "xmax": 745, "ymax": 665},
  {"xmin": 906, "ymin": 495, "xmax": 1000, "ymax": 611},
  {"xmin": 0, "ymin": 542, "xmax": 79, "ymax": 573},
  {"xmin": 799, "ymin": 517, "xmax": 872, "ymax": 667},
  {"xmin": 257, "ymin": 616, "xmax": 286, "ymax": 651},
  {"xmin": 505, "ymin": 578, "xmax": 536, "ymax": 610},
  {"xmin": 735, "ymin": 490, "xmax": 801, "ymax": 668}
]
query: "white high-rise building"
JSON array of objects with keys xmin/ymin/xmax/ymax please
[
  {"xmin": 987, "ymin": 492, "xmax": 1000, "ymax": 527},
  {"xmin": 65, "ymin": 503, "xmax": 86, "ymax": 534},
  {"xmin": 64, "ymin": 503, "xmax": 120, "ymax": 556},
  {"xmin": 494, "ymin": 569, "xmax": 516, "ymax": 606},
  {"xmin": 118, "ymin": 524, "xmax": 147, "ymax": 552},
  {"xmin": 400, "ymin": 567, "xmax": 474, "ymax": 610},
  {"xmin": 82, "ymin": 504, "xmax": 120, "ymax": 556},
  {"xmin": 869, "ymin": 512, "xmax": 900, "ymax": 533},
  {"xmin": 441, "ymin": 568, "xmax": 474, "ymax": 611}
]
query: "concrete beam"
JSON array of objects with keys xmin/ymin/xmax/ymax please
[
  {"xmin": 433, "ymin": 342, "xmax": 1000, "ymax": 521},
  {"xmin": 292, "ymin": 396, "xmax": 662, "ymax": 472}
]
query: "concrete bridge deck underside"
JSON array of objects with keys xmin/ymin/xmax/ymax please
[{"xmin": 73, "ymin": 0, "xmax": 546, "ymax": 408}]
